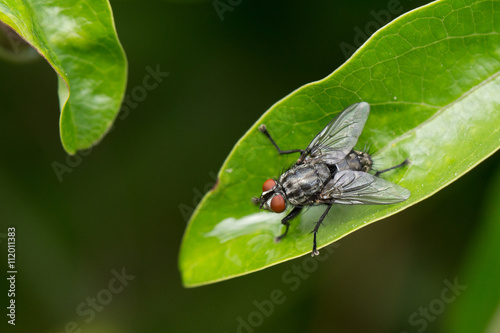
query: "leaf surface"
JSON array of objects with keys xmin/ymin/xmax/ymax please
[{"xmin": 180, "ymin": 0, "xmax": 500, "ymax": 287}]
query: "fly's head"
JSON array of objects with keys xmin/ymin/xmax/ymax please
[{"xmin": 253, "ymin": 178, "xmax": 287, "ymax": 213}]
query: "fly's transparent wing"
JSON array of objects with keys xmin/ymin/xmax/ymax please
[
  {"xmin": 300, "ymin": 102, "xmax": 370, "ymax": 165},
  {"xmin": 320, "ymin": 170, "xmax": 410, "ymax": 205}
]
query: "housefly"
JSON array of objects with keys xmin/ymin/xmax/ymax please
[{"xmin": 254, "ymin": 102, "xmax": 410, "ymax": 256}]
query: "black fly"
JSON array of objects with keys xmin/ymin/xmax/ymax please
[{"xmin": 254, "ymin": 102, "xmax": 410, "ymax": 256}]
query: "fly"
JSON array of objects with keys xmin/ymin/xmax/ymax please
[{"xmin": 254, "ymin": 102, "xmax": 410, "ymax": 256}]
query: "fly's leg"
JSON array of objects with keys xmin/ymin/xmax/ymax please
[
  {"xmin": 311, "ymin": 204, "xmax": 333, "ymax": 257},
  {"xmin": 259, "ymin": 125, "xmax": 304, "ymax": 155},
  {"xmin": 275, "ymin": 206, "xmax": 303, "ymax": 242},
  {"xmin": 374, "ymin": 158, "xmax": 410, "ymax": 177}
]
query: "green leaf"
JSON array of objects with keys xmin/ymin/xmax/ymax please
[
  {"xmin": 180, "ymin": 0, "xmax": 500, "ymax": 287},
  {"xmin": 443, "ymin": 164, "xmax": 500, "ymax": 333},
  {"xmin": 0, "ymin": 0, "xmax": 127, "ymax": 154}
]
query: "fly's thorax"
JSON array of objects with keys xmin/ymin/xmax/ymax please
[
  {"xmin": 280, "ymin": 163, "xmax": 331, "ymax": 206},
  {"xmin": 335, "ymin": 150, "xmax": 373, "ymax": 172}
]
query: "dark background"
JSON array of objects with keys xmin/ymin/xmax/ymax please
[{"xmin": 1, "ymin": 0, "xmax": 498, "ymax": 332}]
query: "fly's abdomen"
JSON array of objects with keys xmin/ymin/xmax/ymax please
[
  {"xmin": 335, "ymin": 150, "xmax": 373, "ymax": 172},
  {"xmin": 281, "ymin": 163, "xmax": 330, "ymax": 205}
]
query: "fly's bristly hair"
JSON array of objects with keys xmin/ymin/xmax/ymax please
[
  {"xmin": 270, "ymin": 159, "xmax": 300, "ymax": 184},
  {"xmin": 362, "ymin": 142, "xmax": 372, "ymax": 154},
  {"xmin": 268, "ymin": 154, "xmax": 301, "ymax": 185},
  {"xmin": 282, "ymin": 159, "xmax": 297, "ymax": 175},
  {"xmin": 362, "ymin": 144, "xmax": 385, "ymax": 171}
]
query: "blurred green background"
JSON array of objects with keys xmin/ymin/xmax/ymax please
[{"xmin": 1, "ymin": 0, "xmax": 499, "ymax": 332}]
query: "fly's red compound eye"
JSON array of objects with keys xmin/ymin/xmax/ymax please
[
  {"xmin": 262, "ymin": 179, "xmax": 276, "ymax": 192},
  {"xmin": 270, "ymin": 195, "xmax": 286, "ymax": 213}
]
